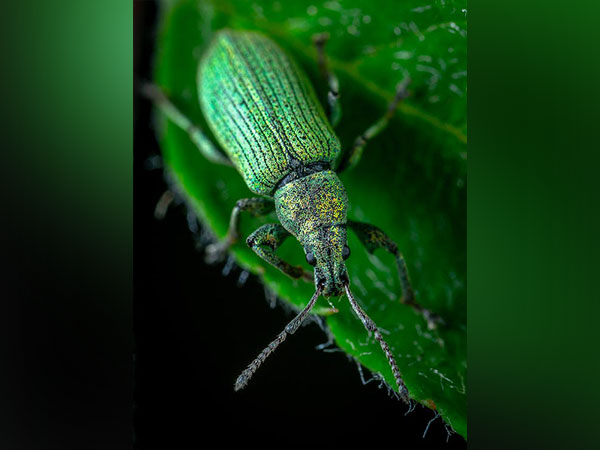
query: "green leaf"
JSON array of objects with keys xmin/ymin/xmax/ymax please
[{"xmin": 152, "ymin": 0, "xmax": 466, "ymax": 438}]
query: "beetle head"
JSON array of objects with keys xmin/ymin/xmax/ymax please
[{"xmin": 274, "ymin": 170, "xmax": 350, "ymax": 297}]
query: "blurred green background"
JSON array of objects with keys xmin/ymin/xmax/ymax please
[{"xmin": 469, "ymin": 1, "xmax": 600, "ymax": 448}]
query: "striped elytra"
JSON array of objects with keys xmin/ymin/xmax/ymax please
[{"xmin": 198, "ymin": 29, "xmax": 341, "ymax": 195}]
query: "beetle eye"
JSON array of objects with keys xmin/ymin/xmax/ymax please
[
  {"xmin": 342, "ymin": 245, "xmax": 351, "ymax": 260},
  {"xmin": 305, "ymin": 252, "xmax": 316, "ymax": 266}
]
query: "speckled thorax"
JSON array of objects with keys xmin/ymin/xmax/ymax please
[{"xmin": 274, "ymin": 170, "xmax": 348, "ymax": 241}]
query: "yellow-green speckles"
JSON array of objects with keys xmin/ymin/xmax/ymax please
[{"xmin": 274, "ymin": 170, "xmax": 347, "ymax": 239}]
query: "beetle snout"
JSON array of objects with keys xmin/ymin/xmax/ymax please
[
  {"xmin": 323, "ymin": 283, "xmax": 343, "ymax": 298},
  {"xmin": 325, "ymin": 284, "xmax": 340, "ymax": 297},
  {"xmin": 317, "ymin": 266, "xmax": 349, "ymax": 298}
]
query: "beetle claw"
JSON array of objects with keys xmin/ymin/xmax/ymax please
[{"xmin": 423, "ymin": 310, "xmax": 446, "ymax": 330}]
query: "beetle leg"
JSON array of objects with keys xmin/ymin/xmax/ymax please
[
  {"xmin": 312, "ymin": 32, "xmax": 341, "ymax": 127},
  {"xmin": 141, "ymin": 83, "xmax": 232, "ymax": 166},
  {"xmin": 247, "ymin": 224, "xmax": 313, "ymax": 282},
  {"xmin": 337, "ymin": 79, "xmax": 410, "ymax": 173},
  {"xmin": 205, "ymin": 198, "xmax": 275, "ymax": 263},
  {"xmin": 348, "ymin": 221, "xmax": 444, "ymax": 330}
]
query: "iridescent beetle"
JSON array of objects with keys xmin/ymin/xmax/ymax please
[{"xmin": 145, "ymin": 29, "xmax": 440, "ymax": 402}]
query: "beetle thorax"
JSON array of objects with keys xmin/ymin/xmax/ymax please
[{"xmin": 274, "ymin": 170, "xmax": 347, "ymax": 239}]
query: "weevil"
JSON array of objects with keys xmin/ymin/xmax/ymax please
[{"xmin": 145, "ymin": 29, "xmax": 441, "ymax": 402}]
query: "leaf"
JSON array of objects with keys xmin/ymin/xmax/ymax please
[{"xmin": 152, "ymin": 0, "xmax": 466, "ymax": 438}]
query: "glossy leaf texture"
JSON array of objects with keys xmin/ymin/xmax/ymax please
[{"xmin": 152, "ymin": 0, "xmax": 466, "ymax": 438}]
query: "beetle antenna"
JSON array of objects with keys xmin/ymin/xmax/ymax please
[
  {"xmin": 234, "ymin": 284, "xmax": 323, "ymax": 391},
  {"xmin": 344, "ymin": 284, "xmax": 410, "ymax": 403}
]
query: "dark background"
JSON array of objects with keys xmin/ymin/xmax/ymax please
[{"xmin": 133, "ymin": 2, "xmax": 465, "ymax": 448}]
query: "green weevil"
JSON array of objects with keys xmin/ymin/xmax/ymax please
[{"xmin": 145, "ymin": 29, "xmax": 440, "ymax": 402}]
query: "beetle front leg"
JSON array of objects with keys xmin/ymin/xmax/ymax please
[
  {"xmin": 247, "ymin": 224, "xmax": 313, "ymax": 282},
  {"xmin": 348, "ymin": 221, "xmax": 443, "ymax": 330},
  {"xmin": 337, "ymin": 79, "xmax": 410, "ymax": 173},
  {"xmin": 205, "ymin": 198, "xmax": 274, "ymax": 263},
  {"xmin": 313, "ymin": 32, "xmax": 341, "ymax": 127}
]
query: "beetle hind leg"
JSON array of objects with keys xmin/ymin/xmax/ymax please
[
  {"xmin": 141, "ymin": 83, "xmax": 231, "ymax": 166},
  {"xmin": 337, "ymin": 79, "xmax": 410, "ymax": 173},
  {"xmin": 312, "ymin": 32, "xmax": 342, "ymax": 127}
]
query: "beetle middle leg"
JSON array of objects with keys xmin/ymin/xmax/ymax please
[
  {"xmin": 247, "ymin": 223, "xmax": 313, "ymax": 282},
  {"xmin": 205, "ymin": 198, "xmax": 275, "ymax": 263},
  {"xmin": 312, "ymin": 32, "xmax": 341, "ymax": 127},
  {"xmin": 337, "ymin": 78, "xmax": 410, "ymax": 173},
  {"xmin": 348, "ymin": 220, "xmax": 443, "ymax": 330}
]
